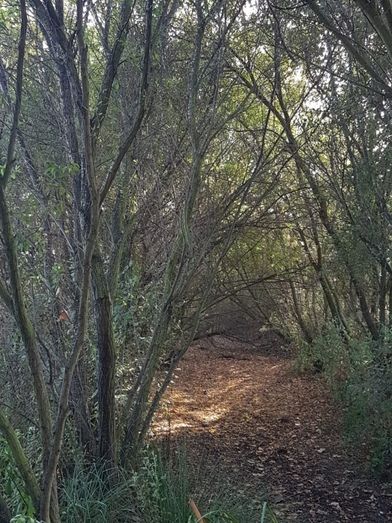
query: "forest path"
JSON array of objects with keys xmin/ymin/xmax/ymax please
[{"xmin": 152, "ymin": 335, "xmax": 392, "ymax": 522}]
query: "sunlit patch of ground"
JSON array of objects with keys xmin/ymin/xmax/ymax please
[{"xmin": 152, "ymin": 336, "xmax": 392, "ymax": 522}]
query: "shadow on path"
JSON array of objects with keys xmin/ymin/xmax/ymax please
[{"xmin": 152, "ymin": 335, "xmax": 392, "ymax": 522}]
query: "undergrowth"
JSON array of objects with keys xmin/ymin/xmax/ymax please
[
  {"xmin": 297, "ymin": 324, "xmax": 392, "ymax": 476},
  {"xmin": 0, "ymin": 434, "xmax": 36, "ymax": 519},
  {"xmin": 59, "ymin": 446, "xmax": 275, "ymax": 522},
  {"xmin": 2, "ymin": 441, "xmax": 277, "ymax": 522},
  {"xmin": 60, "ymin": 463, "xmax": 137, "ymax": 522},
  {"xmin": 133, "ymin": 446, "xmax": 263, "ymax": 522}
]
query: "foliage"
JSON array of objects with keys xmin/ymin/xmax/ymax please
[
  {"xmin": 0, "ymin": 436, "xmax": 35, "ymax": 519},
  {"xmin": 60, "ymin": 463, "xmax": 138, "ymax": 523},
  {"xmin": 2, "ymin": 0, "xmax": 392, "ymax": 518},
  {"xmin": 132, "ymin": 446, "xmax": 260, "ymax": 523},
  {"xmin": 299, "ymin": 325, "xmax": 392, "ymax": 475},
  {"xmin": 133, "ymin": 447, "xmax": 190, "ymax": 522},
  {"xmin": 59, "ymin": 447, "xmax": 268, "ymax": 523}
]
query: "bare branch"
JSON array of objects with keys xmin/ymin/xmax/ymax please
[
  {"xmin": 306, "ymin": 0, "xmax": 392, "ymax": 97},
  {"xmin": 99, "ymin": 0, "xmax": 154, "ymax": 205},
  {"xmin": 91, "ymin": 0, "xmax": 138, "ymax": 144},
  {"xmin": 1, "ymin": 0, "xmax": 27, "ymax": 187}
]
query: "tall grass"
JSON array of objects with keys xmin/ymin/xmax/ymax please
[
  {"xmin": 60, "ymin": 463, "xmax": 139, "ymax": 523},
  {"xmin": 133, "ymin": 446, "xmax": 260, "ymax": 522},
  {"xmin": 59, "ymin": 446, "xmax": 276, "ymax": 522}
]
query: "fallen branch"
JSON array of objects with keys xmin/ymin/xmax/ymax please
[{"xmin": 189, "ymin": 498, "xmax": 206, "ymax": 523}]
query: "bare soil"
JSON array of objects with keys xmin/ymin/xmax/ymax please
[{"xmin": 152, "ymin": 334, "xmax": 392, "ymax": 522}]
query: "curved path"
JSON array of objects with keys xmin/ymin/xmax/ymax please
[{"xmin": 153, "ymin": 335, "xmax": 392, "ymax": 522}]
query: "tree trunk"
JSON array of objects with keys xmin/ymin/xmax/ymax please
[
  {"xmin": 379, "ymin": 264, "xmax": 387, "ymax": 327},
  {"xmin": 289, "ymin": 281, "xmax": 313, "ymax": 343},
  {"xmin": 92, "ymin": 251, "xmax": 117, "ymax": 465},
  {"xmin": 0, "ymin": 409, "xmax": 40, "ymax": 510},
  {"xmin": 70, "ymin": 362, "xmax": 97, "ymax": 457},
  {"xmin": 0, "ymin": 493, "xmax": 10, "ymax": 523}
]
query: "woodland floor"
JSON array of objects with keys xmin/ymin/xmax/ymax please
[{"xmin": 152, "ymin": 334, "xmax": 392, "ymax": 522}]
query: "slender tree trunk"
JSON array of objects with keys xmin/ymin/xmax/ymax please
[
  {"xmin": 0, "ymin": 187, "xmax": 53, "ymax": 461},
  {"xmin": 380, "ymin": 264, "xmax": 387, "ymax": 327},
  {"xmin": 39, "ymin": 1, "xmax": 101, "ymax": 517},
  {"xmin": 289, "ymin": 281, "xmax": 313, "ymax": 343},
  {"xmin": 92, "ymin": 251, "xmax": 117, "ymax": 465},
  {"xmin": 388, "ymin": 275, "xmax": 392, "ymax": 328},
  {"xmin": 70, "ymin": 363, "xmax": 97, "ymax": 457},
  {"xmin": 0, "ymin": 409, "xmax": 40, "ymax": 509},
  {"xmin": 0, "ymin": 494, "xmax": 10, "ymax": 523}
]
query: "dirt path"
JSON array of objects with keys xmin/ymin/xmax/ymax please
[{"xmin": 152, "ymin": 335, "xmax": 392, "ymax": 522}]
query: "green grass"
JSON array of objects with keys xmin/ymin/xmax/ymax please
[
  {"xmin": 133, "ymin": 445, "xmax": 274, "ymax": 522},
  {"xmin": 60, "ymin": 463, "xmax": 139, "ymax": 522},
  {"xmin": 59, "ymin": 446, "xmax": 278, "ymax": 522}
]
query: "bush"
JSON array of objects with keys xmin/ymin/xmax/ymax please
[{"xmin": 298, "ymin": 324, "xmax": 392, "ymax": 476}]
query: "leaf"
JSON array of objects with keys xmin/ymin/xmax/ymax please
[{"xmin": 58, "ymin": 309, "xmax": 70, "ymax": 321}]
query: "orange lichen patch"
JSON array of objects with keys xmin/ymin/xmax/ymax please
[{"xmin": 58, "ymin": 308, "xmax": 70, "ymax": 321}]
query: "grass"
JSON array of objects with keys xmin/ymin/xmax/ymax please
[
  {"xmin": 134, "ymin": 445, "xmax": 258, "ymax": 522},
  {"xmin": 60, "ymin": 463, "xmax": 138, "ymax": 522},
  {"xmin": 59, "ymin": 445, "xmax": 278, "ymax": 522}
]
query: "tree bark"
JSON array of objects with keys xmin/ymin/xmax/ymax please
[
  {"xmin": 92, "ymin": 251, "xmax": 116, "ymax": 465},
  {"xmin": 0, "ymin": 493, "xmax": 10, "ymax": 523},
  {"xmin": 0, "ymin": 409, "xmax": 40, "ymax": 510}
]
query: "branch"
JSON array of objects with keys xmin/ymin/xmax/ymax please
[
  {"xmin": 91, "ymin": 0, "xmax": 138, "ymax": 144},
  {"xmin": 40, "ymin": 0, "xmax": 101, "ymax": 517},
  {"xmin": 99, "ymin": 0, "xmax": 154, "ymax": 205},
  {"xmin": 29, "ymin": 0, "xmax": 83, "ymax": 101},
  {"xmin": 0, "ymin": 278, "xmax": 14, "ymax": 313},
  {"xmin": 353, "ymin": 0, "xmax": 392, "ymax": 59},
  {"xmin": 306, "ymin": 0, "xmax": 392, "ymax": 97},
  {"xmin": 0, "ymin": 409, "xmax": 40, "ymax": 509},
  {"xmin": 0, "ymin": 0, "xmax": 53, "ymax": 465},
  {"xmin": 1, "ymin": 0, "xmax": 27, "ymax": 187},
  {"xmin": 380, "ymin": 0, "xmax": 392, "ymax": 35}
]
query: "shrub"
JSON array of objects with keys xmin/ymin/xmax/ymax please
[{"xmin": 298, "ymin": 324, "xmax": 392, "ymax": 476}]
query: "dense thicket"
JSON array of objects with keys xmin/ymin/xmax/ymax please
[{"xmin": 1, "ymin": 0, "xmax": 392, "ymax": 521}]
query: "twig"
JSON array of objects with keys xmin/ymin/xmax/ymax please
[{"xmin": 189, "ymin": 498, "xmax": 206, "ymax": 523}]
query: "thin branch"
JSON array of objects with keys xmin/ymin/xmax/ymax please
[
  {"xmin": 99, "ymin": 0, "xmax": 154, "ymax": 205},
  {"xmin": 91, "ymin": 0, "xmax": 138, "ymax": 144},
  {"xmin": 0, "ymin": 278, "xmax": 14, "ymax": 313},
  {"xmin": 306, "ymin": 0, "xmax": 392, "ymax": 97},
  {"xmin": 0, "ymin": 409, "xmax": 40, "ymax": 509},
  {"xmin": 1, "ymin": 0, "xmax": 27, "ymax": 187}
]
